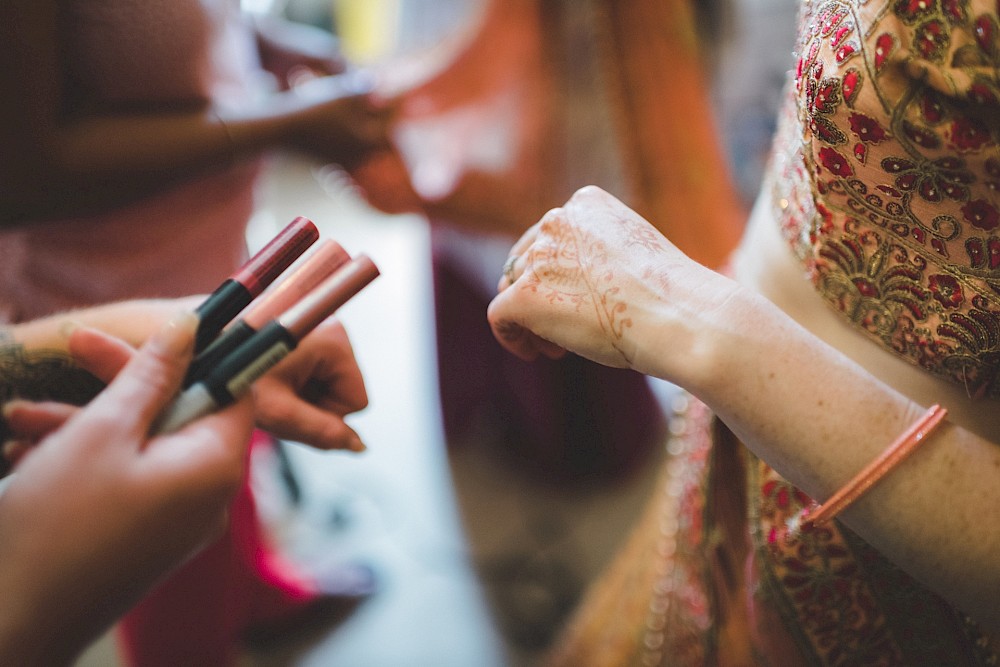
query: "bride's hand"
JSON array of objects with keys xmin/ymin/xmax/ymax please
[{"xmin": 488, "ymin": 186, "xmax": 731, "ymax": 380}]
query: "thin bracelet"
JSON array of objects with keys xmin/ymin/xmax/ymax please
[
  {"xmin": 212, "ymin": 110, "xmax": 237, "ymax": 152},
  {"xmin": 802, "ymin": 403, "xmax": 948, "ymax": 530}
]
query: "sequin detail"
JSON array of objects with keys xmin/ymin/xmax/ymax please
[{"xmin": 773, "ymin": 0, "xmax": 1000, "ymax": 398}]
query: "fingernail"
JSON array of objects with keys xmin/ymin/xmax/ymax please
[
  {"xmin": 149, "ymin": 310, "xmax": 198, "ymax": 357},
  {"xmin": 58, "ymin": 320, "xmax": 81, "ymax": 340},
  {"xmin": 348, "ymin": 435, "xmax": 367, "ymax": 453},
  {"xmin": 2, "ymin": 400, "xmax": 28, "ymax": 419},
  {"xmin": 2, "ymin": 439, "xmax": 27, "ymax": 462}
]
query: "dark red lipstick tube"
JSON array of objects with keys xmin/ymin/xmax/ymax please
[
  {"xmin": 194, "ymin": 216, "xmax": 318, "ymax": 351},
  {"xmin": 184, "ymin": 240, "xmax": 351, "ymax": 386}
]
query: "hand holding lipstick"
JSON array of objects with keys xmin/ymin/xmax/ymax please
[
  {"xmin": 2, "ymin": 220, "xmax": 380, "ymax": 464},
  {"xmin": 0, "ymin": 315, "xmax": 253, "ymax": 665},
  {"xmin": 3, "ymin": 310, "xmax": 372, "ymax": 458},
  {"xmin": 156, "ymin": 252, "xmax": 379, "ymax": 436},
  {"xmin": 247, "ymin": 318, "xmax": 368, "ymax": 451}
]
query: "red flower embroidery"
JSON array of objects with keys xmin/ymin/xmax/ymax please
[
  {"xmin": 809, "ymin": 77, "xmax": 842, "ymax": 115},
  {"xmin": 761, "ymin": 479, "xmax": 811, "ymax": 510},
  {"xmin": 941, "ymin": 0, "xmax": 966, "ymax": 23},
  {"xmin": 819, "ymin": 147, "xmax": 854, "ymax": 176},
  {"xmin": 874, "ymin": 33, "xmax": 895, "ymax": 70},
  {"xmin": 842, "ymin": 69, "xmax": 862, "ymax": 104},
  {"xmin": 951, "ymin": 116, "xmax": 993, "ymax": 150},
  {"xmin": 920, "ymin": 91, "xmax": 946, "ymax": 122},
  {"xmin": 974, "ymin": 14, "xmax": 998, "ymax": 55},
  {"xmin": 915, "ymin": 19, "xmax": 949, "ymax": 61},
  {"xmin": 810, "ymin": 116, "xmax": 847, "ymax": 144},
  {"xmin": 854, "ymin": 142, "xmax": 868, "ymax": 163},
  {"xmin": 819, "ymin": 5, "xmax": 848, "ymax": 35},
  {"xmin": 881, "ymin": 156, "xmax": 973, "ymax": 202},
  {"xmin": 962, "ymin": 199, "xmax": 1000, "ymax": 231},
  {"xmin": 929, "ymin": 274, "xmax": 965, "ymax": 308},
  {"xmin": 853, "ymin": 277, "xmax": 879, "ymax": 297},
  {"xmin": 836, "ymin": 42, "xmax": 858, "ymax": 62},
  {"xmin": 894, "ymin": 0, "xmax": 937, "ymax": 23},
  {"xmin": 849, "ymin": 113, "xmax": 887, "ymax": 143},
  {"xmin": 920, "ymin": 179, "xmax": 944, "ymax": 202},
  {"xmin": 965, "ymin": 236, "xmax": 1000, "ymax": 270},
  {"xmin": 903, "ymin": 120, "xmax": 941, "ymax": 148},
  {"xmin": 831, "ymin": 22, "xmax": 853, "ymax": 48},
  {"xmin": 968, "ymin": 83, "xmax": 998, "ymax": 106}
]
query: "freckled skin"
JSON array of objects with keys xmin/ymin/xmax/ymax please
[{"xmin": 490, "ymin": 178, "xmax": 1000, "ymax": 646}]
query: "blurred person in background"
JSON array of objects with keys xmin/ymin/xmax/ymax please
[{"xmin": 0, "ymin": 1, "xmax": 398, "ymax": 663}]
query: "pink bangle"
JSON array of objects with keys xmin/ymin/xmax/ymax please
[{"xmin": 802, "ymin": 403, "xmax": 948, "ymax": 530}]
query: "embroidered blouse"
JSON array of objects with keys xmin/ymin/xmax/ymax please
[{"xmin": 771, "ymin": 0, "xmax": 1000, "ymax": 398}]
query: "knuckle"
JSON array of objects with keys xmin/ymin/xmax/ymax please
[
  {"xmin": 540, "ymin": 207, "xmax": 565, "ymax": 223},
  {"xmin": 77, "ymin": 409, "xmax": 124, "ymax": 439},
  {"xmin": 256, "ymin": 399, "xmax": 296, "ymax": 432},
  {"xmin": 129, "ymin": 354, "xmax": 182, "ymax": 395},
  {"xmin": 573, "ymin": 184, "xmax": 603, "ymax": 200}
]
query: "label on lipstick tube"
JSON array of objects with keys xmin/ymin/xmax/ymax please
[
  {"xmin": 201, "ymin": 321, "xmax": 298, "ymax": 407},
  {"xmin": 225, "ymin": 340, "xmax": 291, "ymax": 399}
]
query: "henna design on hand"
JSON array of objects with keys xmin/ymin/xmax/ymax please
[
  {"xmin": 0, "ymin": 338, "xmax": 105, "ymax": 476},
  {"xmin": 523, "ymin": 212, "xmax": 634, "ymax": 362},
  {"xmin": 620, "ymin": 213, "xmax": 666, "ymax": 253}
]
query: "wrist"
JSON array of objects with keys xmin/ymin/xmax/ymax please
[
  {"xmin": 0, "ymin": 550, "xmax": 75, "ymax": 666},
  {"xmin": 626, "ymin": 265, "xmax": 749, "ymax": 393},
  {"xmin": 214, "ymin": 91, "xmax": 310, "ymax": 155},
  {"xmin": 11, "ymin": 298, "xmax": 198, "ymax": 351}
]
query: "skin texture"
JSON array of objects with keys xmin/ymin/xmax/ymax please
[
  {"xmin": 1, "ymin": 299, "xmax": 369, "ymax": 460},
  {"xmin": 0, "ymin": 314, "xmax": 255, "ymax": 666},
  {"xmin": 488, "ymin": 185, "xmax": 1000, "ymax": 642},
  {"xmin": 0, "ymin": 296, "xmax": 372, "ymax": 664}
]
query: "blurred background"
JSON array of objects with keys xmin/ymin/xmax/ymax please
[{"xmin": 74, "ymin": 0, "xmax": 795, "ymax": 664}]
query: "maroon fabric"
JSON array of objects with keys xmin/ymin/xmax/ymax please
[
  {"xmin": 432, "ymin": 251, "xmax": 666, "ymax": 486},
  {"xmin": 118, "ymin": 431, "xmax": 314, "ymax": 666}
]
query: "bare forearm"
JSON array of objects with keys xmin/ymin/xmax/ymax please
[
  {"xmin": 8, "ymin": 298, "xmax": 200, "ymax": 351},
  {"xmin": 6, "ymin": 90, "xmax": 333, "ymax": 223},
  {"xmin": 636, "ymin": 278, "xmax": 1000, "ymax": 632},
  {"xmin": 4, "ymin": 68, "xmax": 381, "ymax": 224}
]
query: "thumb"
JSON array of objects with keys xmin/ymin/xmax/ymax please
[{"xmin": 87, "ymin": 311, "xmax": 199, "ymax": 432}]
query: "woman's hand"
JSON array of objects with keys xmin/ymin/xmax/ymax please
[
  {"xmin": 290, "ymin": 74, "xmax": 396, "ymax": 170},
  {"xmin": 250, "ymin": 318, "xmax": 368, "ymax": 451},
  {"xmin": 487, "ymin": 186, "xmax": 728, "ymax": 378},
  {"xmin": 0, "ymin": 314, "xmax": 254, "ymax": 665},
  {"xmin": 4, "ymin": 314, "xmax": 370, "ymax": 457}
]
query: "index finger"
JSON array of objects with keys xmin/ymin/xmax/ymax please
[{"xmin": 67, "ymin": 326, "xmax": 136, "ymax": 383}]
